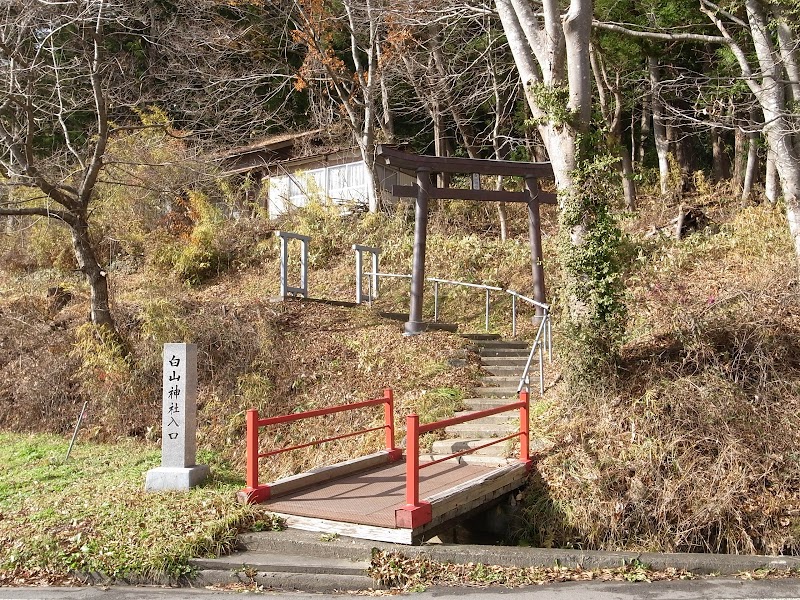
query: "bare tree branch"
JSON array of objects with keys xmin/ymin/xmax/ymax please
[{"xmin": 592, "ymin": 20, "xmax": 728, "ymax": 44}]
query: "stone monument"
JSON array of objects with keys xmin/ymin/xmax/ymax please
[{"xmin": 145, "ymin": 343, "xmax": 209, "ymax": 491}]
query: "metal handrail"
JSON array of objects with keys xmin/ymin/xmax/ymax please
[
  {"xmin": 356, "ymin": 260, "xmax": 554, "ymax": 396},
  {"xmin": 516, "ymin": 310, "xmax": 551, "ymax": 395},
  {"xmin": 426, "ymin": 277, "xmax": 504, "ymax": 291},
  {"xmin": 506, "ymin": 289, "xmax": 552, "ymax": 357},
  {"xmin": 364, "ymin": 272, "xmax": 550, "ymax": 340},
  {"xmin": 428, "ymin": 277, "xmax": 502, "ymax": 330},
  {"xmin": 364, "ymin": 271, "xmax": 507, "ymax": 331}
]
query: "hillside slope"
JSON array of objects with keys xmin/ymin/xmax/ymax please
[{"xmin": 1, "ymin": 194, "xmax": 798, "ymax": 554}]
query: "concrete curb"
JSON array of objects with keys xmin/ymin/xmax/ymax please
[
  {"xmin": 191, "ymin": 569, "xmax": 380, "ymax": 592},
  {"xmin": 188, "ymin": 548, "xmax": 382, "ymax": 592},
  {"xmin": 184, "ymin": 529, "xmax": 800, "ymax": 593},
  {"xmin": 190, "ymin": 551, "xmax": 370, "ymax": 576},
  {"xmin": 234, "ymin": 530, "xmax": 800, "ymax": 575}
]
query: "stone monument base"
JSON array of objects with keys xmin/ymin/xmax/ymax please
[{"xmin": 145, "ymin": 465, "xmax": 209, "ymax": 492}]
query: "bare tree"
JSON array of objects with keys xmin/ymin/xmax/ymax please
[
  {"xmin": 495, "ymin": 0, "xmax": 629, "ymax": 374},
  {"xmin": 0, "ymin": 1, "xmax": 124, "ymax": 340},
  {"xmin": 649, "ymin": 57, "xmax": 672, "ymax": 195},
  {"xmin": 596, "ymin": 0, "xmax": 800, "ymax": 261},
  {"xmin": 495, "ymin": 0, "xmax": 594, "ymax": 190},
  {"xmin": 387, "ymin": 6, "xmax": 523, "ymax": 235},
  {"xmin": 0, "ymin": 0, "xmax": 295, "ymax": 344},
  {"xmin": 590, "ymin": 41, "xmax": 637, "ymax": 209},
  {"xmin": 291, "ymin": 0, "xmax": 390, "ymax": 211}
]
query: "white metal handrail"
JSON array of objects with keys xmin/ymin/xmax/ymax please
[
  {"xmin": 360, "ymin": 271, "xmax": 550, "ymax": 336},
  {"xmin": 516, "ymin": 309, "xmax": 551, "ymax": 395},
  {"xmin": 428, "ymin": 277, "xmax": 503, "ymax": 331},
  {"xmin": 353, "ymin": 244, "xmax": 380, "ymax": 305},
  {"xmin": 278, "ymin": 231, "xmax": 310, "ymax": 298},
  {"xmin": 357, "ymin": 266, "xmax": 553, "ymax": 395}
]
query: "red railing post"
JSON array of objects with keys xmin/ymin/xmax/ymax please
[
  {"xmin": 395, "ymin": 413, "xmax": 431, "ymax": 528},
  {"xmin": 384, "ymin": 388, "xmax": 394, "ymax": 449},
  {"xmin": 246, "ymin": 408, "xmax": 259, "ymax": 490},
  {"xmin": 384, "ymin": 388, "xmax": 402, "ymax": 461},
  {"xmin": 239, "ymin": 408, "xmax": 272, "ymax": 504},
  {"xmin": 519, "ymin": 391, "xmax": 532, "ymax": 470},
  {"xmin": 405, "ymin": 414, "xmax": 420, "ymax": 507}
]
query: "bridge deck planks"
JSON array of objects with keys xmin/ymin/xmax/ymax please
[{"xmin": 261, "ymin": 460, "xmax": 496, "ymax": 528}]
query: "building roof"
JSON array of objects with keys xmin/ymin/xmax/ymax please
[
  {"xmin": 223, "ymin": 130, "xmax": 322, "ymax": 158},
  {"xmin": 218, "ymin": 130, "xmax": 353, "ymax": 175}
]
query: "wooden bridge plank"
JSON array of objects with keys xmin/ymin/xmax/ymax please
[
  {"xmin": 261, "ymin": 459, "xmax": 493, "ymax": 529},
  {"xmin": 270, "ymin": 512, "xmax": 414, "ymax": 545}
]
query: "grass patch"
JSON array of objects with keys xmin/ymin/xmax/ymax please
[
  {"xmin": 0, "ymin": 432, "xmax": 275, "ymax": 583},
  {"xmin": 516, "ymin": 197, "xmax": 800, "ymax": 554}
]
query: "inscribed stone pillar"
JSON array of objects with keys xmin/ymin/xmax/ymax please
[{"xmin": 145, "ymin": 343, "xmax": 209, "ymax": 491}]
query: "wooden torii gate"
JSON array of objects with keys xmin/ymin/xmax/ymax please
[{"xmin": 375, "ymin": 145, "xmax": 556, "ymax": 335}]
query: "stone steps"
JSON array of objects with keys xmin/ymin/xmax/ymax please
[
  {"xmin": 430, "ymin": 336, "xmax": 538, "ymax": 459},
  {"xmin": 475, "ymin": 340, "xmax": 529, "ymax": 350},
  {"xmin": 479, "ymin": 347, "xmax": 531, "ymax": 357},
  {"xmin": 471, "ymin": 386, "xmax": 520, "ymax": 398},
  {"xmin": 190, "ymin": 551, "xmax": 378, "ymax": 591},
  {"xmin": 480, "ymin": 356, "xmax": 531, "ymax": 367},
  {"xmin": 453, "ymin": 410, "xmax": 517, "ymax": 425},
  {"xmin": 463, "ymin": 397, "xmax": 523, "ymax": 411},
  {"xmin": 461, "ymin": 333, "xmax": 501, "ymax": 341},
  {"xmin": 431, "ymin": 437, "xmax": 517, "ymax": 457},
  {"xmin": 444, "ymin": 421, "xmax": 518, "ymax": 438},
  {"xmin": 483, "ymin": 365, "xmax": 526, "ymax": 376},
  {"xmin": 481, "ymin": 375, "xmax": 522, "ymax": 386}
]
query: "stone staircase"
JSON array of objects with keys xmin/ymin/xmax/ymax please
[{"xmin": 431, "ymin": 334, "xmax": 531, "ymax": 460}]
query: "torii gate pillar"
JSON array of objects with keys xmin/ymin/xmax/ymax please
[
  {"xmin": 405, "ymin": 168, "xmax": 431, "ymax": 336},
  {"xmin": 525, "ymin": 176, "xmax": 547, "ymax": 318}
]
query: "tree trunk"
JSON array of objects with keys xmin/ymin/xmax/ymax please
[
  {"xmin": 589, "ymin": 43, "xmax": 636, "ymax": 209},
  {"xmin": 639, "ymin": 97, "xmax": 651, "ymax": 166},
  {"xmin": 766, "ymin": 151, "xmax": 779, "ymax": 203},
  {"xmin": 493, "ymin": 137, "xmax": 510, "ymax": 241},
  {"xmin": 432, "ymin": 104, "xmax": 451, "ymax": 188},
  {"xmin": 773, "ymin": 4, "xmax": 800, "ymax": 157},
  {"xmin": 620, "ymin": 146, "xmax": 636, "ymax": 210},
  {"xmin": 745, "ymin": 0, "xmax": 800, "ymax": 258},
  {"xmin": 711, "ymin": 128, "xmax": 731, "ymax": 182},
  {"xmin": 733, "ymin": 124, "xmax": 748, "ymax": 192},
  {"xmin": 379, "ymin": 68, "xmax": 395, "ymax": 143},
  {"xmin": 496, "ymin": 0, "xmax": 625, "ymax": 376},
  {"xmin": 742, "ymin": 127, "xmax": 759, "ymax": 202},
  {"xmin": 671, "ymin": 126, "xmax": 693, "ymax": 195},
  {"xmin": 649, "ymin": 57, "xmax": 670, "ymax": 195},
  {"xmin": 497, "ymin": 180, "xmax": 508, "ymax": 241},
  {"xmin": 69, "ymin": 214, "xmax": 122, "ymax": 344}
]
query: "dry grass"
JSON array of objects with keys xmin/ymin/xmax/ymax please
[
  {"xmin": 520, "ymin": 198, "xmax": 800, "ymax": 555},
  {"xmin": 0, "ymin": 247, "xmax": 480, "ymax": 482},
  {"xmin": 3, "ymin": 190, "xmax": 800, "ymax": 557}
]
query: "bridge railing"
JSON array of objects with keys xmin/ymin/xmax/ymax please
[
  {"xmin": 396, "ymin": 391, "xmax": 532, "ymax": 528},
  {"xmin": 242, "ymin": 388, "xmax": 401, "ymax": 503}
]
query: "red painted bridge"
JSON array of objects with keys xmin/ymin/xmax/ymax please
[{"xmin": 237, "ymin": 389, "xmax": 533, "ymax": 544}]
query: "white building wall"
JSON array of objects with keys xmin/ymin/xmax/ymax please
[{"xmin": 268, "ymin": 160, "xmax": 373, "ymax": 216}]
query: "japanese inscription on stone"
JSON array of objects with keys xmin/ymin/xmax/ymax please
[{"xmin": 161, "ymin": 343, "xmax": 197, "ymax": 469}]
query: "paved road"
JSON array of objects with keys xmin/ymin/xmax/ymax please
[{"xmin": 1, "ymin": 578, "xmax": 800, "ymax": 599}]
